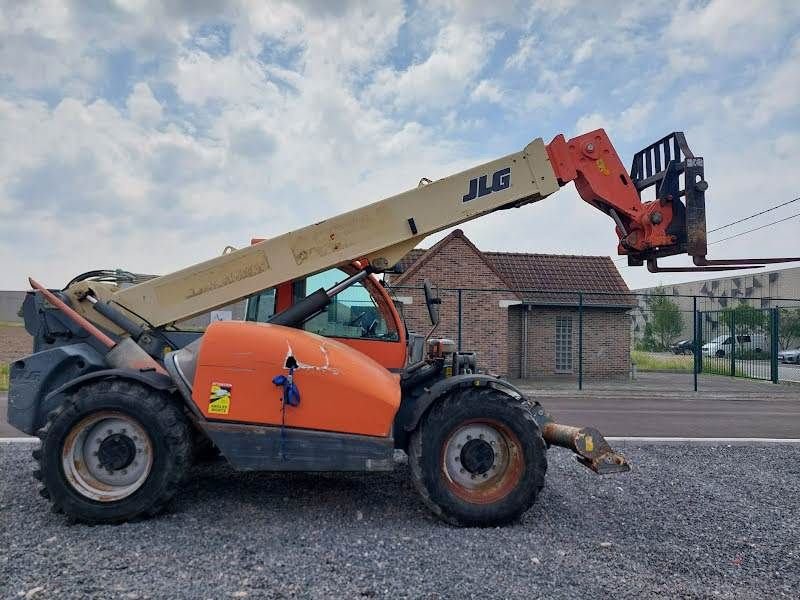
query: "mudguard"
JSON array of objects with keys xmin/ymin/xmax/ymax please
[
  {"xmin": 8, "ymin": 344, "xmax": 106, "ymax": 435},
  {"xmin": 8, "ymin": 343, "xmax": 173, "ymax": 435},
  {"xmin": 401, "ymin": 374, "xmax": 530, "ymax": 434}
]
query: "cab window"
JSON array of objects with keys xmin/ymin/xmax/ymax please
[
  {"xmin": 245, "ymin": 288, "xmax": 276, "ymax": 322},
  {"xmin": 297, "ymin": 268, "xmax": 398, "ymax": 341}
]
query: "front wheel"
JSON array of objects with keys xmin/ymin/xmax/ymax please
[
  {"xmin": 408, "ymin": 387, "xmax": 547, "ymax": 527},
  {"xmin": 34, "ymin": 380, "xmax": 191, "ymax": 524}
]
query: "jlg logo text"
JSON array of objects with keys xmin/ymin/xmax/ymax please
[{"xmin": 462, "ymin": 167, "xmax": 511, "ymax": 203}]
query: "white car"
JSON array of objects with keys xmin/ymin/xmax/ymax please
[
  {"xmin": 778, "ymin": 348, "xmax": 800, "ymax": 364},
  {"xmin": 701, "ymin": 333, "xmax": 767, "ymax": 358}
]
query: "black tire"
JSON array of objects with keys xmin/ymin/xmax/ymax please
[
  {"xmin": 192, "ymin": 429, "xmax": 222, "ymax": 463},
  {"xmin": 408, "ymin": 387, "xmax": 547, "ymax": 527},
  {"xmin": 34, "ymin": 379, "xmax": 191, "ymax": 524}
]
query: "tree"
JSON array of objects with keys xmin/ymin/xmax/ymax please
[
  {"xmin": 645, "ymin": 289, "xmax": 684, "ymax": 351},
  {"xmin": 719, "ymin": 303, "xmax": 767, "ymax": 334},
  {"xmin": 778, "ymin": 308, "xmax": 800, "ymax": 350}
]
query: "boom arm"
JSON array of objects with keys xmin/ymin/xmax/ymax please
[
  {"xmin": 77, "ymin": 137, "xmax": 561, "ymax": 327},
  {"xmin": 66, "ymin": 129, "xmax": 798, "ymax": 329}
]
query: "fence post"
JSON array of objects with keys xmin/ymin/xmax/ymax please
[
  {"xmin": 771, "ymin": 308, "xmax": 779, "ymax": 384},
  {"xmin": 730, "ymin": 310, "xmax": 736, "ymax": 377},
  {"xmin": 693, "ymin": 296, "xmax": 698, "ymax": 392},
  {"xmin": 578, "ymin": 292, "xmax": 583, "ymax": 391},
  {"xmin": 457, "ymin": 289, "xmax": 463, "ymax": 352}
]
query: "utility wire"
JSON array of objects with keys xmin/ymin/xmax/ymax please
[
  {"xmin": 707, "ymin": 211, "xmax": 800, "ymax": 245},
  {"xmin": 707, "ymin": 196, "xmax": 799, "ymax": 233}
]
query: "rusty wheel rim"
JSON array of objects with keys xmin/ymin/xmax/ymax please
[
  {"xmin": 61, "ymin": 411, "xmax": 153, "ymax": 502},
  {"xmin": 441, "ymin": 419, "xmax": 524, "ymax": 504}
]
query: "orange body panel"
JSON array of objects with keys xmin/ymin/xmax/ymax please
[
  {"xmin": 192, "ymin": 321, "xmax": 400, "ymax": 437},
  {"xmin": 546, "ymin": 129, "xmax": 675, "ymax": 254}
]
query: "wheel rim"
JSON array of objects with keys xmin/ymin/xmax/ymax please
[
  {"xmin": 441, "ymin": 420, "xmax": 524, "ymax": 504},
  {"xmin": 61, "ymin": 411, "xmax": 153, "ymax": 502}
]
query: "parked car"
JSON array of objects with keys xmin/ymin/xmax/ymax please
[
  {"xmin": 701, "ymin": 333, "xmax": 767, "ymax": 358},
  {"xmin": 778, "ymin": 347, "xmax": 800, "ymax": 364},
  {"xmin": 670, "ymin": 339, "xmax": 695, "ymax": 355}
]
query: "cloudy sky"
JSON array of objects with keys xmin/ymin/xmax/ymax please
[{"xmin": 1, "ymin": 0, "xmax": 798, "ymax": 291}]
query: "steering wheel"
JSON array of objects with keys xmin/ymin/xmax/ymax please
[{"xmin": 347, "ymin": 312, "xmax": 367, "ymax": 327}]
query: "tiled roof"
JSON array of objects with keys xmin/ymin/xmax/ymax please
[
  {"xmin": 394, "ymin": 249, "xmax": 427, "ymax": 275},
  {"xmin": 484, "ymin": 252, "xmax": 634, "ymax": 307},
  {"xmin": 391, "ymin": 229, "xmax": 634, "ymax": 307}
]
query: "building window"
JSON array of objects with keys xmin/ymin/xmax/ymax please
[{"xmin": 555, "ymin": 316, "xmax": 573, "ymax": 373}]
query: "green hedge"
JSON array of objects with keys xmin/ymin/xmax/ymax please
[{"xmin": 0, "ymin": 364, "xmax": 8, "ymax": 392}]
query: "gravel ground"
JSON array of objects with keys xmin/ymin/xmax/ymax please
[{"xmin": 1, "ymin": 443, "xmax": 799, "ymax": 599}]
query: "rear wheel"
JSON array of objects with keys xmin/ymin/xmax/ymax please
[
  {"xmin": 408, "ymin": 387, "xmax": 547, "ymax": 526},
  {"xmin": 34, "ymin": 380, "xmax": 191, "ymax": 524}
]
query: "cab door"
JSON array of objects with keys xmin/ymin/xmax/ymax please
[{"xmin": 245, "ymin": 267, "xmax": 407, "ymax": 371}]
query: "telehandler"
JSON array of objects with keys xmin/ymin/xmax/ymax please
[{"xmin": 9, "ymin": 129, "xmax": 797, "ymax": 526}]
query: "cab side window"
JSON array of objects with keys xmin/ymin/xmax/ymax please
[
  {"xmin": 245, "ymin": 288, "xmax": 276, "ymax": 323},
  {"xmin": 298, "ymin": 269, "xmax": 397, "ymax": 341}
]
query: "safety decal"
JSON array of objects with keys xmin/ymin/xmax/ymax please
[
  {"xmin": 208, "ymin": 382, "xmax": 232, "ymax": 415},
  {"xmin": 595, "ymin": 158, "xmax": 610, "ymax": 176}
]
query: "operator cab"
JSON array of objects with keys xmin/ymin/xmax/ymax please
[{"xmin": 245, "ymin": 266, "xmax": 407, "ymax": 370}]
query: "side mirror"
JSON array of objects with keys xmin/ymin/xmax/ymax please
[{"xmin": 423, "ymin": 279, "xmax": 441, "ymax": 326}]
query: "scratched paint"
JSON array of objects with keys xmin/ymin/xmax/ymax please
[{"xmin": 284, "ymin": 341, "xmax": 341, "ymax": 375}]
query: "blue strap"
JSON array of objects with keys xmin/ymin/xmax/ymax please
[
  {"xmin": 272, "ymin": 370, "xmax": 301, "ymax": 406},
  {"xmin": 272, "ymin": 367, "xmax": 301, "ymax": 460}
]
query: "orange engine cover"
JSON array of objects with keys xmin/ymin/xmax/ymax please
[{"xmin": 191, "ymin": 321, "xmax": 400, "ymax": 437}]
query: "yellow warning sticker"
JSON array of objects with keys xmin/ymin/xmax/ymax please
[
  {"xmin": 208, "ymin": 382, "xmax": 232, "ymax": 415},
  {"xmin": 595, "ymin": 158, "xmax": 610, "ymax": 176}
]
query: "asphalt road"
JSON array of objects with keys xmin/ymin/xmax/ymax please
[
  {"xmin": 514, "ymin": 372, "xmax": 800, "ymax": 438},
  {"xmin": 2, "ymin": 443, "xmax": 798, "ymax": 599},
  {"xmin": 2, "ymin": 373, "xmax": 799, "ymax": 438}
]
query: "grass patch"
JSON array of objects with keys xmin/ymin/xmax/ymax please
[
  {"xmin": 0, "ymin": 321, "xmax": 23, "ymax": 327},
  {"xmin": 632, "ymin": 351, "xmax": 763, "ymax": 378},
  {"xmin": 631, "ymin": 350, "xmax": 693, "ymax": 373},
  {"xmin": 0, "ymin": 363, "xmax": 8, "ymax": 392}
]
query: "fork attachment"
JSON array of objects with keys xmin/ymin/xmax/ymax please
[
  {"xmin": 628, "ymin": 132, "xmax": 800, "ymax": 272},
  {"xmin": 547, "ymin": 129, "xmax": 799, "ymax": 273}
]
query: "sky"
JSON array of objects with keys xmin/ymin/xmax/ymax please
[{"xmin": 1, "ymin": 0, "xmax": 799, "ymax": 291}]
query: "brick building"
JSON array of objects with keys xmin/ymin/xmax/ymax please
[{"xmin": 387, "ymin": 230, "xmax": 635, "ymax": 379}]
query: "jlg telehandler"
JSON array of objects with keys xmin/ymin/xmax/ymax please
[{"xmin": 9, "ymin": 130, "xmax": 797, "ymax": 526}]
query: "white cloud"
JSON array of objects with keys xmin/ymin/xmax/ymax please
[
  {"xmin": 471, "ymin": 80, "xmax": 505, "ymax": 104},
  {"xmin": 126, "ymin": 82, "xmax": 163, "ymax": 125},
  {"xmin": 1, "ymin": 0, "xmax": 799, "ymax": 295},
  {"xmin": 505, "ymin": 34, "xmax": 537, "ymax": 70},
  {"xmin": 367, "ymin": 23, "xmax": 499, "ymax": 112},
  {"xmin": 560, "ymin": 85, "xmax": 582, "ymax": 107},
  {"xmin": 574, "ymin": 112, "xmax": 609, "ymax": 135},
  {"xmin": 571, "ymin": 37, "xmax": 595, "ymax": 64},
  {"xmin": 667, "ymin": 0, "xmax": 799, "ymax": 56}
]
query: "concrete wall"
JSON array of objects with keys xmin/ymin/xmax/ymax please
[{"xmin": 0, "ymin": 291, "xmax": 25, "ymax": 323}]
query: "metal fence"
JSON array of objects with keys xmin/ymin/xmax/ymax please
[{"xmin": 389, "ymin": 285, "xmax": 800, "ymax": 390}]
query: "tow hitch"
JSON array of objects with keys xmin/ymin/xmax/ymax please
[{"xmin": 540, "ymin": 422, "xmax": 629, "ymax": 474}]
